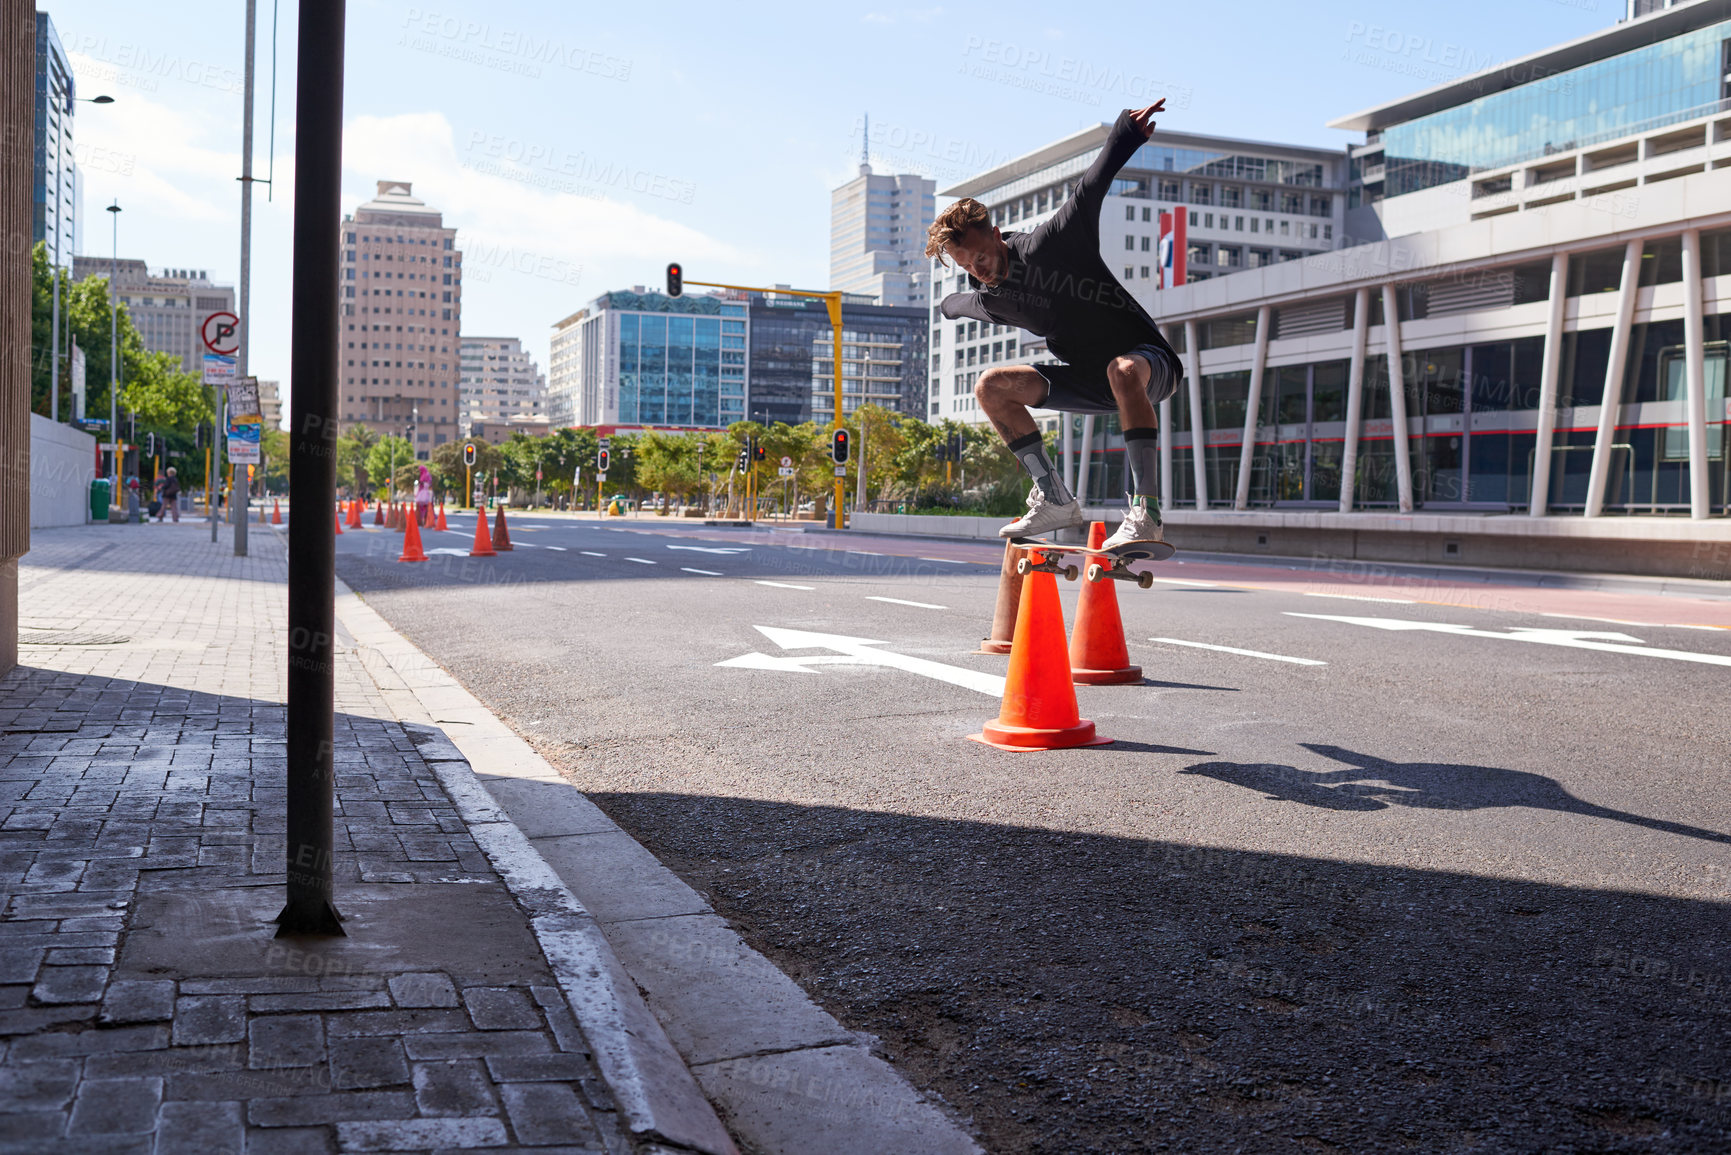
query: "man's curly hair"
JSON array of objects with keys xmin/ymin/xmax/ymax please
[{"xmin": 924, "ymin": 198, "xmax": 992, "ymax": 266}]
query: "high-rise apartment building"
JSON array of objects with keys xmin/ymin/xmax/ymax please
[
  {"xmin": 830, "ymin": 156, "xmax": 935, "ymax": 309},
  {"xmin": 33, "ymin": 13, "xmax": 77, "ymax": 260},
  {"xmin": 256, "ymin": 379, "xmax": 283, "ymax": 430},
  {"xmin": 338, "ymin": 181, "xmax": 463, "ymax": 459},
  {"xmin": 459, "ymin": 336, "xmax": 545, "ymax": 433},
  {"xmin": 70, "ymin": 258, "xmax": 236, "ymax": 375}
]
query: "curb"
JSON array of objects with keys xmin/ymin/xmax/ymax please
[{"xmin": 334, "ymin": 580, "xmax": 739, "ymax": 1155}]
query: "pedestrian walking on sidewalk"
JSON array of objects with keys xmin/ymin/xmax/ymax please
[
  {"xmin": 154, "ymin": 468, "xmax": 181, "ymax": 522},
  {"xmin": 926, "ymin": 99, "xmax": 1177, "ymax": 551},
  {"xmin": 415, "ymin": 464, "xmax": 433, "ymax": 527}
]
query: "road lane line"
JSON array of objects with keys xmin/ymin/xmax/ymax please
[
  {"xmin": 625, "ymin": 557, "xmax": 657, "ymax": 565},
  {"xmin": 1288, "ymin": 611, "xmax": 1731, "ymax": 668},
  {"xmin": 867, "ymin": 596, "xmax": 947, "ymax": 609},
  {"xmin": 1149, "ymin": 637, "xmax": 1326, "ymax": 666},
  {"xmin": 580, "ymin": 551, "xmax": 606, "ymax": 557},
  {"xmin": 1149, "ymin": 577, "xmax": 1220, "ymax": 588},
  {"xmin": 681, "ymin": 567, "xmax": 723, "ymax": 576},
  {"xmin": 1540, "ymin": 612, "xmax": 1722, "ymax": 631},
  {"xmin": 1304, "ymin": 591, "xmax": 1416, "ymax": 604},
  {"xmin": 756, "ymin": 581, "xmax": 815, "ymax": 590},
  {"xmin": 846, "ymin": 550, "xmax": 885, "ymax": 556},
  {"xmin": 544, "ymin": 546, "xmax": 567, "ymax": 551},
  {"xmin": 917, "ymin": 557, "xmax": 968, "ymax": 564}
]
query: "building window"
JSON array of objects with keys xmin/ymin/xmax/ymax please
[
  {"xmin": 1324, "ymin": 224, "xmax": 1333, "ymax": 240},
  {"xmin": 1235, "ymin": 216, "xmax": 1245, "ymax": 231},
  {"xmin": 1126, "ymin": 205, "xmax": 1135, "ymax": 221},
  {"xmin": 1189, "ymin": 211, "xmax": 1198, "ymax": 227},
  {"xmin": 1125, "ymin": 266, "xmax": 1135, "ymax": 280},
  {"xmin": 1141, "ymin": 236, "xmax": 1151, "ymax": 251},
  {"xmin": 1140, "ymin": 266, "xmax": 1150, "ymax": 279}
]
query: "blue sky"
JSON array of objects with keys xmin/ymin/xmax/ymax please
[{"xmin": 59, "ymin": 0, "xmax": 1613, "ymax": 402}]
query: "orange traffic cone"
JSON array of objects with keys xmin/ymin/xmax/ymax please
[
  {"xmin": 970, "ymin": 549, "xmax": 1111, "ymax": 751},
  {"xmin": 469, "ymin": 508, "xmax": 496, "ymax": 557},
  {"xmin": 977, "ymin": 539, "xmax": 1024, "ymax": 655},
  {"xmin": 1069, "ymin": 522, "xmax": 1142, "ymax": 685},
  {"xmin": 399, "ymin": 505, "xmax": 429, "ymax": 562},
  {"xmin": 435, "ymin": 502, "xmax": 448, "ymax": 532},
  {"xmin": 272, "ymin": 499, "xmax": 282, "ymax": 525},
  {"xmin": 374, "ymin": 500, "xmax": 385, "ymax": 526},
  {"xmin": 347, "ymin": 499, "xmax": 363, "ymax": 529},
  {"xmin": 491, "ymin": 506, "xmax": 514, "ymax": 551},
  {"xmin": 334, "ymin": 506, "xmax": 344, "ymax": 536}
]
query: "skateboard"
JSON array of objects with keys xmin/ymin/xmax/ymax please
[{"xmin": 1010, "ymin": 535, "xmax": 1176, "ymax": 590}]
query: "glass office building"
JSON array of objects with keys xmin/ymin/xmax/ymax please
[{"xmin": 552, "ymin": 291, "xmax": 746, "ymax": 429}]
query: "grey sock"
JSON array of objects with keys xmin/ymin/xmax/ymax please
[
  {"xmin": 1007, "ymin": 432, "xmax": 1074, "ymax": 504},
  {"xmin": 1122, "ymin": 427, "xmax": 1162, "ymax": 522}
]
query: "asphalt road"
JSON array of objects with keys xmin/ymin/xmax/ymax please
[{"xmin": 337, "ymin": 511, "xmax": 1731, "ymax": 1154}]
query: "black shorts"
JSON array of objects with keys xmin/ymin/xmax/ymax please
[{"xmin": 1033, "ymin": 343, "xmax": 1181, "ymax": 414}]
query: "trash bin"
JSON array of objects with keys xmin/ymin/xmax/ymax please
[{"xmin": 89, "ymin": 478, "xmax": 111, "ymax": 522}]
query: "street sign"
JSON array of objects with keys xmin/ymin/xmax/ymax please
[
  {"xmin": 779, "ymin": 456, "xmax": 792, "ymax": 468},
  {"xmin": 778, "ymin": 466, "xmax": 793, "ymax": 477},
  {"xmin": 201, "ymin": 352, "xmax": 237, "ymax": 387},
  {"xmin": 227, "ymin": 416, "xmax": 262, "ymax": 465},
  {"xmin": 597, "ymin": 471, "xmax": 608, "ymax": 483},
  {"xmin": 463, "ymin": 442, "xmax": 476, "ymax": 466},
  {"xmin": 834, "ymin": 466, "xmax": 846, "ymax": 477},
  {"xmin": 229, "ymin": 376, "xmax": 261, "ymax": 419},
  {"xmin": 535, "ymin": 469, "xmax": 543, "ymax": 481},
  {"xmin": 201, "ymin": 311, "xmax": 240, "ymax": 355}
]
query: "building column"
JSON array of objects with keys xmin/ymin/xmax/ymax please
[
  {"xmin": 1061, "ymin": 413, "xmax": 1075, "ymax": 495},
  {"xmin": 1382, "ymin": 284, "xmax": 1415, "ymax": 513},
  {"xmin": 1234, "ymin": 304, "xmax": 1272, "ymax": 510},
  {"xmin": 1584, "ymin": 238, "xmax": 1644, "ymax": 518},
  {"xmin": 1158, "ymin": 396, "xmax": 1174, "ymax": 508},
  {"xmin": 1339, "ymin": 287, "xmax": 1371, "ymax": 513},
  {"xmin": 1184, "ymin": 319, "xmax": 1207, "ymax": 510},
  {"xmin": 1075, "ymin": 414, "xmax": 1096, "ymax": 507},
  {"xmin": 1530, "ymin": 251, "xmax": 1570, "ymax": 516},
  {"xmin": 1681, "ymin": 229, "xmax": 1711, "ymax": 519}
]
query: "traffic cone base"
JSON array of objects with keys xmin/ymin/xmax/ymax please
[
  {"xmin": 491, "ymin": 507, "xmax": 514, "ymax": 551},
  {"xmin": 399, "ymin": 505, "xmax": 429, "ymax": 562},
  {"xmin": 1068, "ymin": 521, "xmax": 1142, "ymax": 686},
  {"xmin": 469, "ymin": 508, "xmax": 497, "ymax": 557},
  {"xmin": 374, "ymin": 501, "xmax": 385, "ymax": 526},
  {"xmin": 971, "ymin": 549, "xmax": 1112, "ymax": 751},
  {"xmin": 272, "ymin": 499, "xmax": 283, "ymax": 525},
  {"xmin": 435, "ymin": 503, "xmax": 448, "ymax": 532},
  {"xmin": 334, "ymin": 507, "xmax": 343, "ymax": 536}
]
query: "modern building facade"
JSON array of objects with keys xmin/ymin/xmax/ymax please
[
  {"xmin": 256, "ymin": 378, "xmax": 283, "ymax": 430},
  {"xmin": 1137, "ymin": 0, "xmax": 1731, "ymax": 522},
  {"xmin": 458, "ymin": 336, "xmax": 544, "ymax": 434},
  {"xmin": 830, "ymin": 160, "xmax": 936, "ymax": 309},
  {"xmin": 32, "ymin": 12, "xmax": 76, "ymax": 260},
  {"xmin": 548, "ymin": 287, "xmax": 930, "ymax": 429},
  {"xmin": 931, "ymin": 123, "xmax": 1347, "ymax": 442},
  {"xmin": 70, "ymin": 258, "xmax": 236, "ymax": 376},
  {"xmin": 338, "ymin": 181, "xmax": 463, "ymax": 459}
]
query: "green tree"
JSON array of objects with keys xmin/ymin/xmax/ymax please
[
  {"xmin": 337, "ymin": 424, "xmax": 380, "ymax": 496},
  {"xmin": 429, "ymin": 437, "xmax": 502, "ymax": 503},
  {"xmin": 365, "ymin": 436, "xmax": 415, "ymax": 499}
]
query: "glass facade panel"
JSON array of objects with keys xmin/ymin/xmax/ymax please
[
  {"xmin": 1381, "ymin": 20, "xmax": 1731, "ymax": 196},
  {"xmin": 618, "ymin": 314, "xmax": 639, "ymax": 423},
  {"xmin": 1313, "ymin": 361, "xmax": 1347, "ymax": 422},
  {"xmin": 1202, "ymin": 371, "xmax": 1250, "ymax": 431},
  {"xmin": 638, "ymin": 316, "xmax": 667, "ymax": 425}
]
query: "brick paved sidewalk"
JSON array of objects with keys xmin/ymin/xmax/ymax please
[{"xmin": 0, "ymin": 523, "xmax": 676, "ymax": 1154}]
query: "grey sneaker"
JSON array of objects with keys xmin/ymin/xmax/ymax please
[
  {"xmin": 1000, "ymin": 485, "xmax": 1087, "ymax": 539},
  {"xmin": 1102, "ymin": 501, "xmax": 1164, "ymax": 551}
]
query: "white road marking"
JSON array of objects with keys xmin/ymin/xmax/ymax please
[
  {"xmin": 718, "ymin": 625, "xmax": 1005, "ymax": 696},
  {"xmin": 544, "ymin": 546, "xmax": 567, "ymax": 551},
  {"xmin": 580, "ymin": 551, "xmax": 606, "ymax": 557},
  {"xmin": 1149, "ymin": 637, "xmax": 1327, "ymax": 666},
  {"xmin": 1539, "ymin": 612, "xmax": 1722, "ymax": 632},
  {"xmin": 625, "ymin": 557, "xmax": 657, "ymax": 565},
  {"xmin": 1303, "ymin": 591, "xmax": 1416, "ymax": 604},
  {"xmin": 667, "ymin": 545, "xmax": 752, "ymax": 555},
  {"xmin": 680, "ymin": 567, "xmax": 723, "ymax": 576},
  {"xmin": 846, "ymin": 550, "xmax": 886, "ymax": 556},
  {"xmin": 1286, "ymin": 612, "xmax": 1731, "ymax": 668},
  {"xmin": 755, "ymin": 581, "xmax": 814, "ymax": 590},
  {"xmin": 1148, "ymin": 577, "xmax": 1220, "ymax": 588},
  {"xmin": 867, "ymin": 596, "xmax": 947, "ymax": 610},
  {"xmin": 917, "ymin": 557, "xmax": 968, "ymax": 564},
  {"xmin": 426, "ymin": 548, "xmax": 469, "ymax": 557}
]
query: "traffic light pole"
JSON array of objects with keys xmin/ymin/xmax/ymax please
[{"xmin": 677, "ymin": 277, "xmax": 847, "ymax": 529}]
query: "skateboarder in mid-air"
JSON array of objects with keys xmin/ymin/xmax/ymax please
[{"xmin": 926, "ymin": 100, "xmax": 1180, "ymax": 550}]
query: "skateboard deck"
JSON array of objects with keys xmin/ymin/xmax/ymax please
[{"xmin": 1010, "ymin": 535, "xmax": 1175, "ymax": 589}]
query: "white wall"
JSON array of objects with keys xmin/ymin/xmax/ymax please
[{"xmin": 30, "ymin": 414, "xmax": 95, "ymax": 529}]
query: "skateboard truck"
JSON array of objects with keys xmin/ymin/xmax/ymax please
[
  {"xmin": 1011, "ymin": 535, "xmax": 1171, "ymax": 590},
  {"xmin": 1016, "ymin": 554, "xmax": 1081, "ymax": 581}
]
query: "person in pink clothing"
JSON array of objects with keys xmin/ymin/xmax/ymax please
[{"xmin": 415, "ymin": 465, "xmax": 434, "ymax": 527}]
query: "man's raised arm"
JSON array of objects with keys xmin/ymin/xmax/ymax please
[{"xmin": 1042, "ymin": 100, "xmax": 1166, "ymax": 241}]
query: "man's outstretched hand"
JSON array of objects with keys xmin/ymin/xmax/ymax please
[{"xmin": 1129, "ymin": 100, "xmax": 1167, "ymax": 139}]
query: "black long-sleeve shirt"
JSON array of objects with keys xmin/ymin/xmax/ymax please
[{"xmin": 939, "ymin": 110, "xmax": 1176, "ymax": 372}]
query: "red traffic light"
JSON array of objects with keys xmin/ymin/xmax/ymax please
[
  {"xmin": 666, "ymin": 262, "xmax": 683, "ymax": 297},
  {"xmin": 597, "ymin": 448, "xmax": 610, "ymax": 473},
  {"xmin": 831, "ymin": 429, "xmax": 850, "ymax": 465}
]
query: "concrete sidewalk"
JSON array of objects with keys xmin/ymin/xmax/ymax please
[{"xmin": 0, "ymin": 524, "xmax": 734, "ymax": 1154}]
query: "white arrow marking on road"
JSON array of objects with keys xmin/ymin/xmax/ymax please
[
  {"xmin": 1149, "ymin": 637, "xmax": 1326, "ymax": 666},
  {"xmin": 1286, "ymin": 612, "xmax": 1731, "ymax": 668},
  {"xmin": 717, "ymin": 625, "xmax": 1005, "ymax": 697},
  {"xmin": 667, "ymin": 545, "xmax": 752, "ymax": 555}
]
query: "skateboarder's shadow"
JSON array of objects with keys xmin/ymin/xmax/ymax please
[{"xmin": 1182, "ymin": 743, "xmax": 1731, "ymax": 845}]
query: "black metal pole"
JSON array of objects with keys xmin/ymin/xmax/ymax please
[{"xmin": 278, "ymin": 0, "xmax": 345, "ymax": 937}]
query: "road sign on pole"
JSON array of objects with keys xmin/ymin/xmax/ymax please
[{"xmin": 201, "ymin": 311, "xmax": 241, "ymax": 355}]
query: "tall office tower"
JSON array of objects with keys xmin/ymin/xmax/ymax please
[
  {"xmin": 33, "ymin": 12, "xmax": 76, "ymax": 259},
  {"xmin": 830, "ymin": 126, "xmax": 936, "ymax": 309},
  {"xmin": 70, "ymin": 258, "xmax": 237, "ymax": 375},
  {"xmin": 458, "ymin": 336, "xmax": 545, "ymax": 432},
  {"xmin": 338, "ymin": 181, "xmax": 463, "ymax": 460}
]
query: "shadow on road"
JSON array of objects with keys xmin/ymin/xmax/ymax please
[
  {"xmin": 1183, "ymin": 743, "xmax": 1731, "ymax": 844},
  {"xmin": 572, "ymin": 787, "xmax": 1731, "ymax": 1155}
]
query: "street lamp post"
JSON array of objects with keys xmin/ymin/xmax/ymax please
[
  {"xmin": 105, "ymin": 200, "xmax": 121, "ymax": 495},
  {"xmin": 48, "ymin": 92, "xmax": 113, "ymax": 425}
]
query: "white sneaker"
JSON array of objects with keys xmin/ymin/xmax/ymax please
[
  {"xmin": 999, "ymin": 485, "xmax": 1087, "ymax": 539},
  {"xmin": 1102, "ymin": 502, "xmax": 1164, "ymax": 551}
]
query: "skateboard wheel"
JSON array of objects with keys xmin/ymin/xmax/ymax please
[
  {"xmin": 1137, "ymin": 572, "xmax": 1154, "ymax": 590},
  {"xmin": 1016, "ymin": 558, "xmax": 1031, "ymax": 575},
  {"xmin": 1086, "ymin": 563, "xmax": 1105, "ymax": 583},
  {"xmin": 1062, "ymin": 564, "xmax": 1079, "ymax": 582}
]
